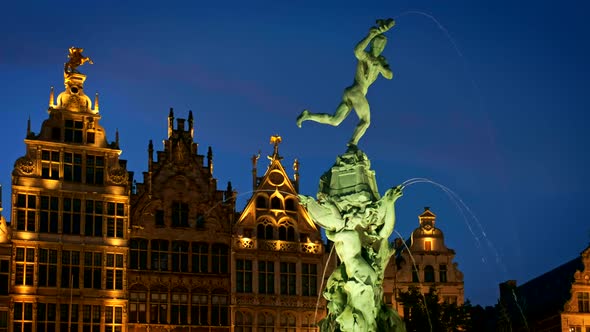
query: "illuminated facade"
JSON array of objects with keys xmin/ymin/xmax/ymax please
[
  {"xmin": 499, "ymin": 245, "xmax": 590, "ymax": 332},
  {"xmin": 127, "ymin": 109, "xmax": 235, "ymax": 332},
  {"xmin": 10, "ymin": 71, "xmax": 131, "ymax": 332},
  {"xmin": 0, "ymin": 187, "xmax": 11, "ymax": 332},
  {"xmin": 383, "ymin": 207, "xmax": 465, "ymax": 316},
  {"xmin": 231, "ymin": 137, "xmax": 327, "ymax": 331}
]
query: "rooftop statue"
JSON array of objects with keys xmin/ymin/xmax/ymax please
[
  {"xmin": 64, "ymin": 47, "xmax": 93, "ymax": 75},
  {"xmin": 296, "ymin": 18, "xmax": 395, "ymax": 148}
]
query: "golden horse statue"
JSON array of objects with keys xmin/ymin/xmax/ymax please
[{"xmin": 64, "ymin": 47, "xmax": 93, "ymax": 74}]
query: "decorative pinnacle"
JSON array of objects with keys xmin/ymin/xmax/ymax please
[
  {"xmin": 94, "ymin": 92, "xmax": 99, "ymax": 112},
  {"xmin": 49, "ymin": 86, "xmax": 55, "ymax": 107}
]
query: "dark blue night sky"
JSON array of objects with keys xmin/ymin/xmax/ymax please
[{"xmin": 1, "ymin": 0, "xmax": 588, "ymax": 305}]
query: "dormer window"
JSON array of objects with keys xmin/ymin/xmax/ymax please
[{"xmin": 424, "ymin": 240, "xmax": 432, "ymax": 251}]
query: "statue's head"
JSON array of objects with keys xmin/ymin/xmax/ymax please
[{"xmin": 370, "ymin": 35, "xmax": 387, "ymax": 56}]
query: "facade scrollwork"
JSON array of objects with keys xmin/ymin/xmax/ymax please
[
  {"xmin": 14, "ymin": 156, "xmax": 35, "ymax": 175},
  {"xmin": 109, "ymin": 166, "xmax": 129, "ymax": 185}
]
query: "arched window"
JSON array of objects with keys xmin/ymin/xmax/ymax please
[
  {"xmin": 171, "ymin": 287, "xmax": 188, "ymax": 324},
  {"xmin": 301, "ymin": 314, "xmax": 316, "ymax": 332},
  {"xmin": 256, "ymin": 196, "xmax": 267, "ymax": 209},
  {"xmin": 424, "ymin": 265, "xmax": 435, "ymax": 283},
  {"xmin": 278, "ymin": 221, "xmax": 296, "ymax": 241},
  {"xmin": 285, "ymin": 198, "xmax": 296, "ymax": 211},
  {"xmin": 257, "ymin": 219, "xmax": 274, "ymax": 240},
  {"xmin": 191, "ymin": 288, "xmax": 208, "ymax": 326},
  {"xmin": 235, "ymin": 311, "xmax": 253, "ymax": 332},
  {"xmin": 270, "ymin": 196, "xmax": 281, "ymax": 210},
  {"xmin": 258, "ymin": 312, "xmax": 275, "ymax": 332},
  {"xmin": 280, "ymin": 312, "xmax": 296, "ymax": 331}
]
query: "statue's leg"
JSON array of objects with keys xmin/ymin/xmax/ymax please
[
  {"xmin": 349, "ymin": 98, "xmax": 371, "ymax": 146},
  {"xmin": 297, "ymin": 101, "xmax": 352, "ymax": 128}
]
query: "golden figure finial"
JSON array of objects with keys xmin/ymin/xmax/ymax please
[
  {"xmin": 64, "ymin": 47, "xmax": 93, "ymax": 74},
  {"xmin": 270, "ymin": 135, "xmax": 282, "ymax": 157}
]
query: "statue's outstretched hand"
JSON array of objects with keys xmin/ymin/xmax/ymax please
[
  {"xmin": 372, "ymin": 18, "xmax": 395, "ymax": 35},
  {"xmin": 383, "ymin": 185, "xmax": 403, "ymax": 202}
]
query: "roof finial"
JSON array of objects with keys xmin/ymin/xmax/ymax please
[
  {"xmin": 270, "ymin": 135, "xmax": 282, "ymax": 159},
  {"xmin": 188, "ymin": 110, "xmax": 194, "ymax": 139},
  {"xmin": 26, "ymin": 116, "xmax": 31, "ymax": 137},
  {"xmin": 49, "ymin": 86, "xmax": 55, "ymax": 107},
  {"xmin": 207, "ymin": 146, "xmax": 213, "ymax": 175},
  {"xmin": 115, "ymin": 128, "xmax": 120, "ymax": 148},
  {"xmin": 94, "ymin": 92, "xmax": 99, "ymax": 112},
  {"xmin": 168, "ymin": 107, "xmax": 174, "ymax": 138}
]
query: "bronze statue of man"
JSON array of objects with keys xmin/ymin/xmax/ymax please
[{"xmin": 296, "ymin": 19, "xmax": 395, "ymax": 147}]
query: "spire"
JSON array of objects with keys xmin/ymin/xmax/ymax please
[
  {"xmin": 49, "ymin": 86, "xmax": 55, "ymax": 107},
  {"xmin": 168, "ymin": 107, "xmax": 174, "ymax": 138},
  {"xmin": 148, "ymin": 139, "xmax": 154, "ymax": 169},
  {"xmin": 207, "ymin": 146, "xmax": 213, "ymax": 175},
  {"xmin": 26, "ymin": 116, "xmax": 31, "ymax": 137},
  {"xmin": 188, "ymin": 110, "xmax": 194, "ymax": 139},
  {"xmin": 115, "ymin": 129, "xmax": 120, "ymax": 148},
  {"xmin": 94, "ymin": 92, "xmax": 99, "ymax": 112}
]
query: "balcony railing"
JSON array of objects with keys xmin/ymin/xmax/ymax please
[{"xmin": 234, "ymin": 238, "xmax": 322, "ymax": 254}]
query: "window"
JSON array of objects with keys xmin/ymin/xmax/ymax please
[
  {"xmin": 412, "ymin": 266, "xmax": 420, "ymax": 282},
  {"xmin": 171, "ymin": 288, "xmax": 189, "ymax": 324},
  {"xmin": 285, "ymin": 198, "xmax": 296, "ymax": 211},
  {"xmin": 578, "ymin": 292, "xmax": 590, "ymax": 312},
  {"xmin": 87, "ymin": 132, "xmax": 95, "ymax": 144},
  {"xmin": 36, "ymin": 303, "xmax": 57, "ymax": 332},
  {"xmin": 106, "ymin": 253, "xmax": 124, "ymax": 290},
  {"xmin": 129, "ymin": 238, "xmax": 148, "ymax": 269},
  {"xmin": 256, "ymin": 196, "xmax": 267, "ymax": 209},
  {"xmin": 301, "ymin": 313, "xmax": 316, "ymax": 332},
  {"xmin": 192, "ymin": 242, "xmax": 208, "ymax": 273},
  {"xmin": 64, "ymin": 120, "xmax": 83, "ymax": 143},
  {"xmin": 0, "ymin": 311, "xmax": 7, "ymax": 332},
  {"xmin": 15, "ymin": 194, "xmax": 36, "ymax": 232},
  {"xmin": 171, "ymin": 201, "xmax": 189, "ymax": 227},
  {"xmin": 236, "ymin": 259, "xmax": 253, "ymax": 293},
  {"xmin": 211, "ymin": 290, "xmax": 229, "ymax": 326},
  {"xmin": 151, "ymin": 240, "xmax": 168, "ymax": 271},
  {"xmin": 106, "ymin": 202, "xmax": 125, "ymax": 238},
  {"xmin": 41, "ymin": 150, "xmax": 60, "ymax": 180},
  {"xmin": 84, "ymin": 200, "xmax": 103, "ymax": 237},
  {"xmin": 129, "ymin": 287, "xmax": 147, "ymax": 323},
  {"xmin": 279, "ymin": 312, "xmax": 296, "ymax": 332},
  {"xmin": 302, "ymin": 263, "xmax": 318, "ymax": 296},
  {"xmin": 104, "ymin": 306, "xmax": 122, "ymax": 332},
  {"xmin": 13, "ymin": 302, "xmax": 33, "ymax": 332},
  {"xmin": 257, "ymin": 219, "xmax": 274, "ymax": 240},
  {"xmin": 63, "ymin": 198, "xmax": 81, "ymax": 235},
  {"xmin": 258, "ymin": 312, "xmax": 275, "ymax": 332},
  {"xmin": 39, "ymin": 196, "xmax": 58, "ymax": 233},
  {"xmin": 82, "ymin": 305, "xmax": 101, "ymax": 332},
  {"xmin": 38, "ymin": 249, "xmax": 58, "ymax": 287},
  {"xmin": 155, "ymin": 209, "xmax": 165, "ymax": 227},
  {"xmin": 439, "ymin": 264, "xmax": 447, "ymax": 283},
  {"xmin": 280, "ymin": 262, "xmax": 297, "ymax": 295},
  {"xmin": 83, "ymin": 252, "xmax": 102, "ymax": 289},
  {"xmin": 271, "ymin": 196, "xmax": 281, "ymax": 209},
  {"xmin": 59, "ymin": 304, "xmax": 78, "ymax": 332},
  {"xmin": 211, "ymin": 244, "xmax": 229, "ymax": 274},
  {"xmin": 86, "ymin": 155, "xmax": 104, "ymax": 185},
  {"xmin": 443, "ymin": 296, "xmax": 458, "ymax": 304},
  {"xmin": 425, "ymin": 240, "xmax": 432, "ymax": 251},
  {"xmin": 63, "ymin": 152, "xmax": 82, "ymax": 182},
  {"xmin": 51, "ymin": 127, "xmax": 61, "ymax": 141},
  {"xmin": 15, "ymin": 248, "xmax": 34, "ymax": 286},
  {"xmin": 278, "ymin": 221, "xmax": 295, "ymax": 241},
  {"xmin": 258, "ymin": 261, "xmax": 275, "ymax": 294},
  {"xmin": 235, "ymin": 311, "xmax": 253, "ymax": 332},
  {"xmin": 191, "ymin": 289, "xmax": 208, "ymax": 326},
  {"xmin": 570, "ymin": 327, "xmax": 582, "ymax": 332},
  {"xmin": 61, "ymin": 251, "xmax": 80, "ymax": 288},
  {"xmin": 150, "ymin": 287, "xmax": 168, "ymax": 324},
  {"xmin": 171, "ymin": 241, "xmax": 189, "ymax": 272},
  {"xmin": 0, "ymin": 260, "xmax": 9, "ymax": 295},
  {"xmin": 424, "ymin": 265, "xmax": 435, "ymax": 283}
]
